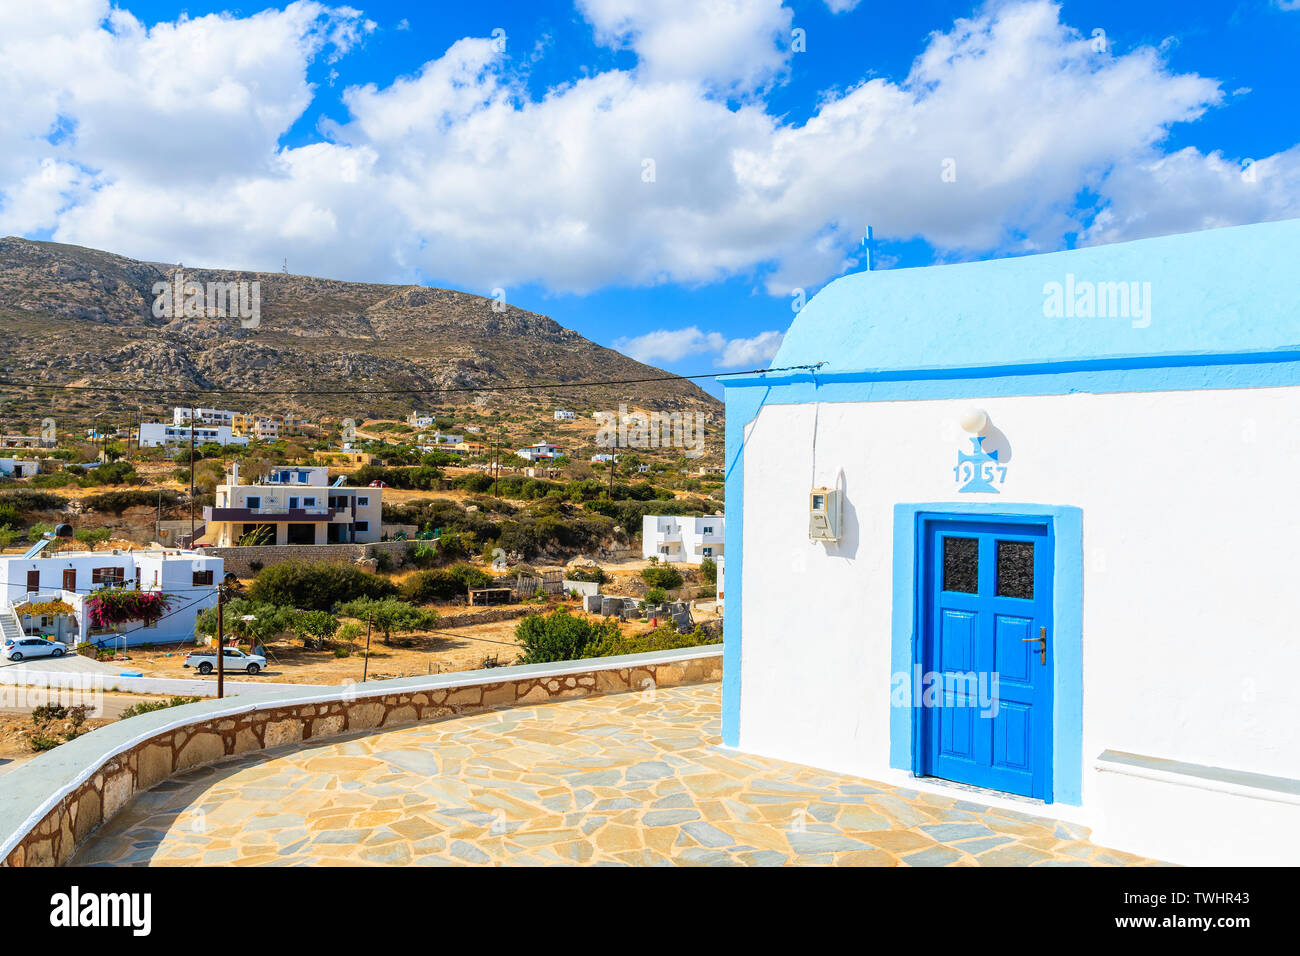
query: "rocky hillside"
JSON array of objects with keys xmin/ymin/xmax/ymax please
[{"xmin": 0, "ymin": 237, "xmax": 721, "ymax": 422}]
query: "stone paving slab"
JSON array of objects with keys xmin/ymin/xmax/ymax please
[{"xmin": 74, "ymin": 684, "xmax": 1164, "ymax": 867}]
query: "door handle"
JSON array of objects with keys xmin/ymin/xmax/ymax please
[{"xmin": 1021, "ymin": 627, "xmax": 1047, "ymax": 665}]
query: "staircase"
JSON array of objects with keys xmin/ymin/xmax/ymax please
[{"xmin": 0, "ymin": 609, "xmax": 23, "ymax": 645}]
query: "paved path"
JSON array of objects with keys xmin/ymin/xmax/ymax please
[
  {"xmin": 0, "ymin": 653, "xmax": 126, "ymax": 675},
  {"xmin": 75, "ymin": 684, "xmax": 1162, "ymax": 867}
]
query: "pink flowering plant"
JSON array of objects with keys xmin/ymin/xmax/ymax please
[{"xmin": 85, "ymin": 589, "xmax": 173, "ymax": 628}]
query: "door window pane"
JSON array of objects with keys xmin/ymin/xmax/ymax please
[
  {"xmin": 942, "ymin": 536, "xmax": 979, "ymax": 593},
  {"xmin": 996, "ymin": 540, "xmax": 1035, "ymax": 599}
]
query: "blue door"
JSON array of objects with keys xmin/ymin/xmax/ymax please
[{"xmin": 919, "ymin": 516, "xmax": 1053, "ymax": 800}]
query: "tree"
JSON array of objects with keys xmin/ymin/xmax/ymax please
[
  {"xmin": 699, "ymin": 557, "xmax": 717, "ymax": 584},
  {"xmin": 514, "ymin": 607, "xmax": 621, "ymax": 664},
  {"xmin": 248, "ymin": 561, "xmax": 397, "ymax": 611},
  {"xmin": 74, "ymin": 527, "xmax": 113, "ymax": 550},
  {"xmin": 290, "ymin": 609, "xmax": 339, "ymax": 651},
  {"xmin": 641, "ymin": 563, "xmax": 683, "ymax": 590},
  {"xmin": 195, "ymin": 599, "xmax": 295, "ymax": 647},
  {"xmin": 336, "ymin": 597, "xmax": 438, "ymax": 645}
]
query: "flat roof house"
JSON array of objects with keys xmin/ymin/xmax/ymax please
[
  {"xmin": 139, "ymin": 422, "xmax": 249, "ymax": 449},
  {"xmin": 642, "ymin": 515, "xmax": 723, "ymax": 563},
  {"xmin": 722, "ymin": 218, "xmax": 1300, "ymax": 866},
  {"xmin": 0, "ymin": 547, "xmax": 222, "ymax": 649},
  {"xmin": 203, "ymin": 464, "xmax": 382, "ymax": 546},
  {"xmin": 516, "ymin": 442, "xmax": 562, "ymax": 461}
]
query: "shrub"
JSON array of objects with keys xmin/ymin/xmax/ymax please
[
  {"xmin": 401, "ymin": 563, "xmax": 489, "ymax": 602},
  {"xmin": 74, "ymin": 527, "xmax": 113, "ymax": 548},
  {"xmin": 645, "ymin": 587, "xmax": 667, "ymax": 605},
  {"xmin": 0, "ymin": 490, "xmax": 68, "ymax": 514},
  {"xmin": 514, "ymin": 607, "xmax": 623, "ymax": 664},
  {"xmin": 641, "ymin": 564, "xmax": 684, "ymax": 590},
  {"xmin": 402, "ymin": 568, "xmax": 459, "ymax": 602},
  {"xmin": 580, "ymin": 624, "xmax": 721, "ymax": 660},
  {"xmin": 565, "ymin": 565, "xmax": 607, "ymax": 584},
  {"xmin": 248, "ymin": 561, "xmax": 397, "ymax": 611},
  {"xmin": 120, "ymin": 697, "xmax": 201, "ymax": 719},
  {"xmin": 699, "ymin": 557, "xmax": 717, "ymax": 584},
  {"xmin": 83, "ymin": 489, "xmax": 181, "ymax": 514}
]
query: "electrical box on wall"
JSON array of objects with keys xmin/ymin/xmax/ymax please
[{"xmin": 808, "ymin": 487, "xmax": 841, "ymax": 541}]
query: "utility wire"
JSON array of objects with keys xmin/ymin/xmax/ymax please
[{"xmin": 0, "ymin": 363, "xmax": 821, "ymax": 400}]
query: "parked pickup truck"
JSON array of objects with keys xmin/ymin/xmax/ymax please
[{"xmin": 183, "ymin": 647, "xmax": 267, "ymax": 675}]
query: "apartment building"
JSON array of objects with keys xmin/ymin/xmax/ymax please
[
  {"xmin": 641, "ymin": 515, "xmax": 724, "ymax": 563},
  {"xmin": 173, "ymin": 407, "xmax": 239, "ymax": 428},
  {"xmin": 138, "ymin": 423, "xmax": 249, "ymax": 449},
  {"xmin": 202, "ymin": 463, "xmax": 382, "ymax": 546}
]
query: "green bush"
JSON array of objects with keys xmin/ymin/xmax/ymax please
[
  {"xmin": 566, "ymin": 565, "xmax": 607, "ymax": 584},
  {"xmin": 247, "ymin": 561, "xmax": 397, "ymax": 611},
  {"xmin": 645, "ymin": 587, "xmax": 667, "ymax": 605},
  {"xmin": 402, "ymin": 569, "xmax": 461, "ymax": 602},
  {"xmin": 83, "ymin": 489, "xmax": 181, "ymax": 514},
  {"xmin": 0, "ymin": 490, "xmax": 68, "ymax": 515},
  {"xmin": 514, "ymin": 607, "xmax": 622, "ymax": 664},
  {"xmin": 699, "ymin": 557, "xmax": 717, "ymax": 584},
  {"xmin": 641, "ymin": 564, "xmax": 684, "ymax": 590},
  {"xmin": 402, "ymin": 562, "xmax": 492, "ymax": 602},
  {"xmin": 120, "ymin": 696, "xmax": 202, "ymax": 720},
  {"xmin": 580, "ymin": 624, "xmax": 721, "ymax": 659}
]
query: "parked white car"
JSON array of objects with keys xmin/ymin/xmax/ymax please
[
  {"xmin": 183, "ymin": 647, "xmax": 267, "ymax": 675},
  {"xmin": 3, "ymin": 637, "xmax": 68, "ymax": 661}
]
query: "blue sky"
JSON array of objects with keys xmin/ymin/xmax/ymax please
[{"xmin": 3, "ymin": 1, "xmax": 1299, "ymax": 397}]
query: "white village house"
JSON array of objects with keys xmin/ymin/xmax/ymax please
[
  {"xmin": 138, "ymin": 422, "xmax": 248, "ymax": 449},
  {"xmin": 516, "ymin": 442, "xmax": 563, "ymax": 461},
  {"xmin": 203, "ymin": 464, "xmax": 382, "ymax": 546},
  {"xmin": 641, "ymin": 515, "xmax": 723, "ymax": 563},
  {"xmin": 0, "ymin": 458, "xmax": 41, "ymax": 478},
  {"xmin": 722, "ymin": 219, "xmax": 1300, "ymax": 866},
  {"xmin": 0, "ymin": 543, "xmax": 222, "ymax": 649}
]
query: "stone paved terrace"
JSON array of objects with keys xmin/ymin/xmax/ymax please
[{"xmin": 74, "ymin": 684, "xmax": 1163, "ymax": 866}]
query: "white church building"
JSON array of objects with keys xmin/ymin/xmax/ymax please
[{"xmin": 722, "ymin": 218, "xmax": 1300, "ymax": 866}]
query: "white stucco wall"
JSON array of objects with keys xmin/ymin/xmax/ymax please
[{"xmin": 737, "ymin": 386, "xmax": 1300, "ymax": 860}]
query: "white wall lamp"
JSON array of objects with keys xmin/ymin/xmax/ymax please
[{"xmin": 958, "ymin": 407, "xmax": 990, "ymax": 435}]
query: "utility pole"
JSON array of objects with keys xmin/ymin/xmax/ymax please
[
  {"xmin": 216, "ymin": 577, "xmax": 227, "ymax": 699},
  {"xmin": 188, "ymin": 402, "xmax": 196, "ymax": 548},
  {"xmin": 608, "ymin": 425, "xmax": 618, "ymax": 498},
  {"xmin": 361, "ymin": 611, "xmax": 372, "ymax": 682},
  {"xmin": 492, "ymin": 426, "xmax": 503, "ymax": 498}
]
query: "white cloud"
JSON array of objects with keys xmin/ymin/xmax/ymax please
[
  {"xmin": 614, "ymin": 326, "xmax": 783, "ymax": 368},
  {"xmin": 1, "ymin": 0, "xmax": 1297, "ymax": 305},
  {"xmin": 823, "ymin": 0, "xmax": 863, "ymax": 12},
  {"xmin": 715, "ymin": 330, "xmax": 785, "ymax": 368},
  {"xmin": 1081, "ymin": 146, "xmax": 1300, "ymax": 245},
  {"xmin": 614, "ymin": 327, "xmax": 726, "ymax": 363},
  {"xmin": 577, "ymin": 0, "xmax": 793, "ymax": 93}
]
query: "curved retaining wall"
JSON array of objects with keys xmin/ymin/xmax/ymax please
[{"xmin": 0, "ymin": 646, "xmax": 723, "ymax": 867}]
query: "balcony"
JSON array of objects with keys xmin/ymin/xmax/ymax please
[{"xmin": 204, "ymin": 506, "xmax": 346, "ymax": 523}]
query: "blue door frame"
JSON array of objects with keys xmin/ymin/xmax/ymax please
[{"xmin": 914, "ymin": 512, "xmax": 1055, "ymax": 801}]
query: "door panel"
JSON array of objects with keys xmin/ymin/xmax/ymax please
[{"xmin": 920, "ymin": 517, "xmax": 1054, "ymax": 800}]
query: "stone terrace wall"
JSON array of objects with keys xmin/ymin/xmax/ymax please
[
  {"xmin": 434, "ymin": 606, "xmax": 537, "ymax": 629},
  {"xmin": 0, "ymin": 647, "xmax": 723, "ymax": 867},
  {"xmin": 212, "ymin": 539, "xmax": 411, "ymax": 576}
]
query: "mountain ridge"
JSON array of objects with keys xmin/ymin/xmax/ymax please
[{"xmin": 0, "ymin": 237, "xmax": 721, "ymax": 424}]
